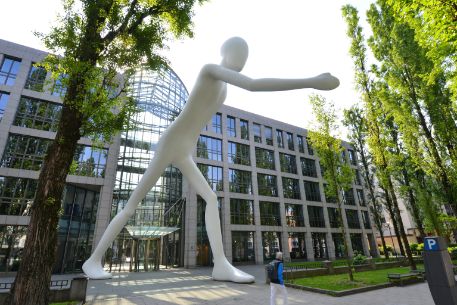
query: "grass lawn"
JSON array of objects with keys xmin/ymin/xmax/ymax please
[{"xmin": 289, "ymin": 265, "xmax": 423, "ymax": 291}]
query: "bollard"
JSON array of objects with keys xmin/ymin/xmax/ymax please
[{"xmin": 423, "ymin": 236, "xmax": 457, "ymax": 305}]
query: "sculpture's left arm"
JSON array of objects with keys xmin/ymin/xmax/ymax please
[{"xmin": 202, "ymin": 64, "xmax": 340, "ymax": 91}]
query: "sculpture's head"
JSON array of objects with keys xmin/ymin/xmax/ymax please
[{"xmin": 220, "ymin": 37, "xmax": 249, "ymax": 72}]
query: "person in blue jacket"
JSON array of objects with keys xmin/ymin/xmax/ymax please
[{"xmin": 270, "ymin": 251, "xmax": 288, "ymax": 305}]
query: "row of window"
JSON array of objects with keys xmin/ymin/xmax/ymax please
[
  {"xmin": 0, "ymin": 55, "xmax": 67, "ymax": 97},
  {"xmin": 228, "ymin": 198, "xmax": 371, "ymax": 229},
  {"xmin": 197, "ymin": 135, "xmax": 362, "ymax": 182},
  {"xmin": 198, "ymin": 163, "xmax": 366, "ymax": 205},
  {"xmin": 202, "ymin": 113, "xmax": 358, "ymax": 165}
]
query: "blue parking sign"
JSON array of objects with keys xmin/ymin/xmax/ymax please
[{"xmin": 424, "ymin": 237, "xmax": 439, "ymax": 251}]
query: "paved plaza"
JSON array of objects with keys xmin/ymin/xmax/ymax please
[{"xmin": 85, "ymin": 265, "xmax": 435, "ymax": 305}]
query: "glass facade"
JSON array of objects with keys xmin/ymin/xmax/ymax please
[
  {"xmin": 282, "ymin": 177, "xmax": 300, "ymax": 199},
  {"xmin": 279, "ymin": 153, "xmax": 297, "ymax": 174},
  {"xmin": 240, "ymin": 119, "xmax": 249, "ymax": 140},
  {"xmin": 228, "ymin": 169, "xmax": 252, "ymax": 194},
  {"xmin": 311, "ymin": 232, "xmax": 328, "ymax": 259},
  {"xmin": 227, "ymin": 116, "xmax": 236, "ymax": 137},
  {"xmin": 111, "ymin": 68, "xmax": 188, "ymax": 269},
  {"xmin": 51, "ymin": 74, "xmax": 68, "ymax": 97},
  {"xmin": 253, "ymin": 123, "xmax": 261, "ymax": 143},
  {"xmin": 350, "ymin": 233, "xmax": 364, "ymax": 254},
  {"xmin": 259, "ymin": 201, "xmax": 281, "ymax": 226},
  {"xmin": 327, "ymin": 207, "xmax": 340, "ymax": 228},
  {"xmin": 344, "ymin": 188, "xmax": 356, "ymax": 205},
  {"xmin": 262, "ymin": 231, "xmax": 282, "ymax": 261},
  {"xmin": 304, "ymin": 181, "xmax": 321, "ymax": 202},
  {"xmin": 25, "ymin": 65, "xmax": 47, "ymax": 91},
  {"xmin": 197, "ymin": 196, "xmax": 222, "ymax": 266},
  {"xmin": 230, "ymin": 198, "xmax": 254, "ymax": 225},
  {"xmin": 0, "ymin": 56, "xmax": 21, "ymax": 86},
  {"xmin": 308, "ymin": 205, "xmax": 325, "ymax": 227},
  {"xmin": 357, "ymin": 189, "xmax": 366, "ymax": 206},
  {"xmin": 301, "ymin": 157, "xmax": 317, "ymax": 177},
  {"xmin": 255, "ymin": 147, "xmax": 275, "ymax": 170},
  {"xmin": 288, "ymin": 232, "xmax": 307, "ymax": 260},
  {"xmin": 257, "ymin": 173, "xmax": 278, "ymax": 197},
  {"xmin": 285, "ymin": 204, "xmax": 304, "ymax": 227},
  {"xmin": 297, "ymin": 135, "xmax": 304, "ymax": 153},
  {"xmin": 228, "ymin": 141, "xmax": 250, "ymax": 165},
  {"xmin": 306, "ymin": 137, "xmax": 314, "ymax": 155},
  {"xmin": 14, "ymin": 96, "xmax": 62, "ymax": 132},
  {"xmin": 286, "ymin": 132, "xmax": 294, "ymax": 150},
  {"xmin": 346, "ymin": 209, "xmax": 361, "ymax": 229},
  {"xmin": 0, "ymin": 91, "xmax": 9, "ymax": 120},
  {"xmin": 348, "ymin": 149, "xmax": 356, "ymax": 165},
  {"xmin": 211, "ymin": 113, "xmax": 222, "ymax": 134},
  {"xmin": 276, "ymin": 130, "xmax": 284, "ymax": 148},
  {"xmin": 197, "ymin": 163, "xmax": 223, "ymax": 191},
  {"xmin": 197, "ymin": 135, "xmax": 222, "ymax": 161},
  {"xmin": 265, "ymin": 126, "xmax": 273, "ymax": 145},
  {"xmin": 332, "ymin": 233, "xmax": 346, "ymax": 258},
  {"xmin": 232, "ymin": 231, "xmax": 255, "ymax": 263}
]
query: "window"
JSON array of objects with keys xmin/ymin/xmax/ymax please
[
  {"xmin": 276, "ymin": 130, "xmax": 284, "ymax": 148},
  {"xmin": 346, "ymin": 209, "xmax": 361, "ymax": 229},
  {"xmin": 14, "ymin": 97, "xmax": 62, "ymax": 131},
  {"xmin": 240, "ymin": 119, "xmax": 249, "ymax": 140},
  {"xmin": 228, "ymin": 142, "xmax": 250, "ymax": 165},
  {"xmin": 341, "ymin": 150, "xmax": 347, "ymax": 163},
  {"xmin": 354, "ymin": 169, "xmax": 362, "ymax": 185},
  {"xmin": 257, "ymin": 173, "xmax": 278, "ymax": 197},
  {"xmin": 229, "ymin": 169, "xmax": 252, "ymax": 194},
  {"xmin": 282, "ymin": 177, "xmax": 301, "ymax": 199},
  {"xmin": 311, "ymin": 232, "xmax": 328, "ymax": 259},
  {"xmin": 259, "ymin": 201, "xmax": 281, "ymax": 226},
  {"xmin": 350, "ymin": 233, "xmax": 364, "ymax": 254},
  {"xmin": 304, "ymin": 181, "xmax": 321, "ymax": 202},
  {"xmin": 262, "ymin": 231, "xmax": 282, "ymax": 261},
  {"xmin": 253, "ymin": 123, "xmax": 261, "ymax": 143},
  {"xmin": 232, "ymin": 231, "xmax": 255, "ymax": 262},
  {"xmin": 71, "ymin": 145, "xmax": 108, "ymax": 177},
  {"xmin": 301, "ymin": 157, "xmax": 317, "ymax": 177},
  {"xmin": 0, "ymin": 92, "xmax": 9, "ymax": 120},
  {"xmin": 25, "ymin": 64, "xmax": 47, "ymax": 91},
  {"xmin": 286, "ymin": 132, "xmax": 294, "ymax": 150},
  {"xmin": 52, "ymin": 74, "xmax": 68, "ymax": 97},
  {"xmin": 319, "ymin": 162, "xmax": 325, "ymax": 177},
  {"xmin": 288, "ymin": 232, "xmax": 307, "ymax": 260},
  {"xmin": 227, "ymin": 116, "xmax": 236, "ymax": 137},
  {"xmin": 332, "ymin": 233, "xmax": 346, "ymax": 258},
  {"xmin": 197, "ymin": 136, "xmax": 222, "ymax": 161},
  {"xmin": 324, "ymin": 184, "xmax": 338, "ymax": 203},
  {"xmin": 344, "ymin": 188, "xmax": 356, "ymax": 205},
  {"xmin": 362, "ymin": 210, "xmax": 371, "ymax": 229},
  {"xmin": 306, "ymin": 137, "xmax": 314, "ymax": 155},
  {"xmin": 357, "ymin": 189, "xmax": 366, "ymax": 206},
  {"xmin": 279, "ymin": 153, "xmax": 297, "ymax": 174},
  {"xmin": 0, "ymin": 56, "xmax": 21, "ymax": 86},
  {"xmin": 285, "ymin": 204, "xmax": 304, "ymax": 227},
  {"xmin": 197, "ymin": 164, "xmax": 223, "ymax": 191},
  {"xmin": 297, "ymin": 135, "xmax": 304, "ymax": 153},
  {"xmin": 230, "ymin": 199, "xmax": 254, "ymax": 225},
  {"xmin": 265, "ymin": 126, "xmax": 273, "ymax": 145},
  {"xmin": 308, "ymin": 206, "xmax": 325, "ymax": 227},
  {"xmin": 327, "ymin": 207, "xmax": 340, "ymax": 228},
  {"xmin": 255, "ymin": 147, "xmax": 275, "ymax": 170},
  {"xmin": 211, "ymin": 113, "xmax": 222, "ymax": 134},
  {"xmin": 348, "ymin": 149, "xmax": 357, "ymax": 165},
  {"xmin": 0, "ymin": 177, "xmax": 37, "ymax": 215}
]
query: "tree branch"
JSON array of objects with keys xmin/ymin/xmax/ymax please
[{"xmin": 102, "ymin": 0, "xmax": 139, "ymax": 45}]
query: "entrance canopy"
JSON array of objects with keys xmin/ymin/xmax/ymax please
[{"xmin": 125, "ymin": 225, "xmax": 179, "ymax": 239}]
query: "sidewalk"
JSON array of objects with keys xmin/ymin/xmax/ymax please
[{"xmin": 85, "ymin": 265, "xmax": 435, "ymax": 305}]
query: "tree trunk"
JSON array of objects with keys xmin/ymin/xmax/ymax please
[
  {"xmin": 382, "ymin": 186, "xmax": 405, "ymax": 256},
  {"xmin": 7, "ymin": 103, "xmax": 83, "ymax": 305},
  {"xmin": 387, "ymin": 177, "xmax": 417, "ymax": 270}
]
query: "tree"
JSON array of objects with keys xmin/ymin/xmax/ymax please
[
  {"xmin": 343, "ymin": 106, "xmax": 389, "ymax": 258},
  {"xmin": 8, "ymin": 1, "xmax": 206, "ymax": 305},
  {"xmin": 342, "ymin": 4, "xmax": 416, "ymax": 270},
  {"xmin": 307, "ymin": 94, "xmax": 355, "ymax": 281}
]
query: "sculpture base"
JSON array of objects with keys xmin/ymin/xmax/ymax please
[{"xmin": 82, "ymin": 259, "xmax": 113, "ymax": 280}]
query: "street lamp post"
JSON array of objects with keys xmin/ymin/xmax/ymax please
[{"xmin": 384, "ymin": 222, "xmax": 397, "ymax": 257}]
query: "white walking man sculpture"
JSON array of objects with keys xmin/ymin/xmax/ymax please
[{"xmin": 82, "ymin": 36, "xmax": 339, "ymax": 283}]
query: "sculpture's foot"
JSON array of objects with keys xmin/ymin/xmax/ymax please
[
  {"xmin": 82, "ymin": 258, "xmax": 113, "ymax": 280},
  {"xmin": 212, "ymin": 258, "xmax": 255, "ymax": 283},
  {"xmin": 314, "ymin": 73, "xmax": 340, "ymax": 90}
]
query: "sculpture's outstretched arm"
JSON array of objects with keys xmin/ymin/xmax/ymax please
[{"xmin": 202, "ymin": 64, "xmax": 340, "ymax": 91}]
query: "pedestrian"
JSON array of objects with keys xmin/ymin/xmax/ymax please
[{"xmin": 270, "ymin": 251, "xmax": 288, "ymax": 305}]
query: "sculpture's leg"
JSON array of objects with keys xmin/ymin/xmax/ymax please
[
  {"xmin": 176, "ymin": 156, "xmax": 255, "ymax": 283},
  {"xmin": 83, "ymin": 152, "xmax": 171, "ymax": 279}
]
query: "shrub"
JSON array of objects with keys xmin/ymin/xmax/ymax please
[
  {"xmin": 353, "ymin": 254, "xmax": 367, "ymax": 265},
  {"xmin": 410, "ymin": 243, "xmax": 419, "ymax": 252},
  {"xmin": 417, "ymin": 243, "xmax": 424, "ymax": 251}
]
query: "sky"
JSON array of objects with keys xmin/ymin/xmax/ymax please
[{"xmin": 0, "ymin": 0, "xmax": 375, "ymax": 139}]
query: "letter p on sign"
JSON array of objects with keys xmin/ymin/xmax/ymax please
[{"xmin": 425, "ymin": 238, "xmax": 438, "ymax": 251}]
